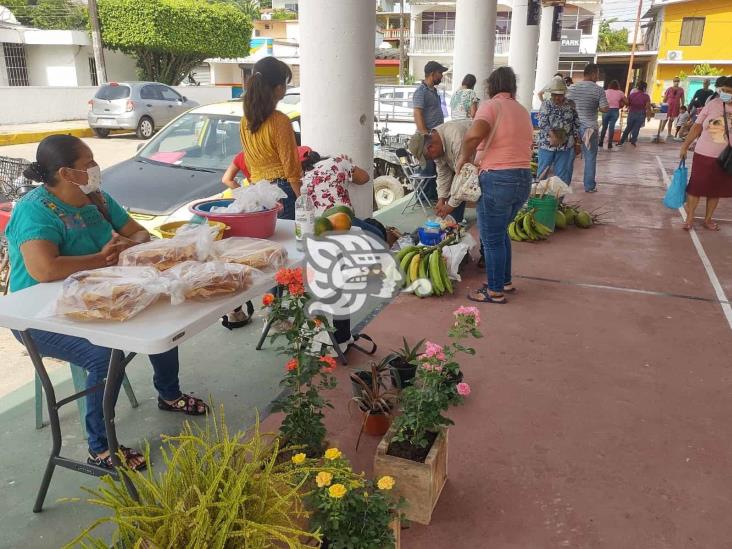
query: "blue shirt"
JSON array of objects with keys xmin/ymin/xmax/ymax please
[
  {"xmin": 6, "ymin": 186, "xmax": 130, "ymax": 292},
  {"xmin": 537, "ymin": 99, "xmax": 581, "ymax": 151},
  {"xmin": 413, "ymin": 81, "xmax": 445, "ymax": 130}
]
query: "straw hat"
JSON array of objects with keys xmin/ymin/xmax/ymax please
[{"xmin": 548, "ymin": 75, "xmax": 567, "ymax": 95}]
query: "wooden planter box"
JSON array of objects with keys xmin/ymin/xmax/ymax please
[{"xmin": 373, "ymin": 424, "xmax": 448, "ymax": 525}]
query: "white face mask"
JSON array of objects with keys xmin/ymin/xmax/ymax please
[
  {"xmin": 719, "ymin": 91, "xmax": 732, "ymax": 104},
  {"xmin": 73, "ymin": 166, "xmax": 102, "ymax": 194}
]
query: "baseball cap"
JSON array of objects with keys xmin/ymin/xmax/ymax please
[
  {"xmin": 424, "ymin": 61, "xmax": 449, "ymax": 75},
  {"xmin": 408, "ymin": 132, "xmax": 427, "ymax": 168}
]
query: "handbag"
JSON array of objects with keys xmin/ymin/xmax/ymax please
[
  {"xmin": 451, "ymin": 101, "xmax": 503, "ymax": 203},
  {"xmin": 663, "ymin": 159, "xmax": 688, "ymax": 209},
  {"xmin": 718, "ymin": 103, "xmax": 732, "ymax": 175}
]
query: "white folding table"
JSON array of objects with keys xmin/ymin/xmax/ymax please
[{"xmin": 0, "ymin": 222, "xmax": 303, "ymax": 512}]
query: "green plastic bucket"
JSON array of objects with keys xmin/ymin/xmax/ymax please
[{"xmin": 527, "ymin": 196, "xmax": 558, "ymax": 231}]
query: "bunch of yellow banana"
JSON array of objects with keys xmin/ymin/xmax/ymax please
[
  {"xmin": 395, "ymin": 241, "xmax": 455, "ymax": 298},
  {"xmin": 508, "ymin": 209, "xmax": 553, "ymax": 242}
]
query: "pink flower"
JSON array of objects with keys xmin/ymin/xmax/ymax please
[
  {"xmin": 456, "ymin": 382, "xmax": 471, "ymax": 396},
  {"xmin": 453, "ymin": 306, "xmax": 481, "ymax": 325},
  {"xmin": 421, "ymin": 363, "xmax": 443, "ymax": 372},
  {"xmin": 424, "ymin": 341, "xmax": 446, "ymax": 361}
]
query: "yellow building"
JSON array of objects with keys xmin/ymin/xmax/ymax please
[{"xmin": 644, "ymin": 0, "xmax": 732, "ymax": 102}]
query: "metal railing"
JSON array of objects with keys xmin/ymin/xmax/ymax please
[{"xmin": 409, "ymin": 33, "xmax": 511, "ymax": 55}]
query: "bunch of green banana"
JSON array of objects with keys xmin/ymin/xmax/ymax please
[
  {"xmin": 508, "ymin": 209, "xmax": 553, "ymax": 242},
  {"xmin": 394, "ymin": 238, "xmax": 455, "ymax": 297}
]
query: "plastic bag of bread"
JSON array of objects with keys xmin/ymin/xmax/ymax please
[
  {"xmin": 52, "ymin": 267, "xmax": 167, "ymax": 321},
  {"xmin": 118, "ymin": 224, "xmax": 215, "ymax": 271},
  {"xmin": 211, "ymin": 237, "xmax": 288, "ymax": 271},
  {"xmin": 163, "ymin": 261, "xmax": 260, "ymax": 301}
]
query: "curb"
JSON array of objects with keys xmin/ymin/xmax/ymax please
[{"xmin": 0, "ymin": 127, "xmax": 126, "ymax": 147}]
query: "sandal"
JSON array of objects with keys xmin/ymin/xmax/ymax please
[
  {"xmin": 467, "ymin": 286, "xmax": 506, "ymax": 304},
  {"xmin": 88, "ymin": 445, "xmax": 146, "ymax": 471},
  {"xmin": 503, "ymin": 283, "xmax": 517, "ymax": 294},
  {"xmin": 703, "ymin": 220, "xmax": 720, "ymax": 231},
  {"xmin": 158, "ymin": 393, "xmax": 209, "ymax": 416},
  {"xmin": 221, "ymin": 302, "xmax": 254, "ymax": 330}
]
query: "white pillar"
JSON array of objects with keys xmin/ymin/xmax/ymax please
[
  {"xmin": 300, "ymin": 0, "xmax": 375, "ymax": 218},
  {"xmin": 508, "ymin": 1, "xmax": 540, "ymax": 110},
  {"xmin": 533, "ymin": 5, "xmax": 562, "ymax": 110},
  {"xmin": 452, "ymin": 0, "xmax": 497, "ymax": 94}
]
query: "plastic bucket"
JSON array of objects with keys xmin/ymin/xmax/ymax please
[
  {"xmin": 157, "ymin": 220, "xmax": 228, "ymax": 240},
  {"xmin": 0, "ymin": 203, "xmax": 12, "ymax": 234},
  {"xmin": 189, "ymin": 199, "xmax": 282, "ymax": 239},
  {"xmin": 527, "ymin": 196, "xmax": 558, "ymax": 232}
]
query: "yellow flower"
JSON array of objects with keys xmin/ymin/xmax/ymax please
[
  {"xmin": 291, "ymin": 453, "xmax": 306, "ymax": 465},
  {"xmin": 328, "ymin": 483, "xmax": 347, "ymax": 499},
  {"xmin": 324, "ymin": 447, "xmax": 342, "ymax": 461},
  {"xmin": 316, "ymin": 471, "xmax": 333, "ymax": 488},
  {"xmin": 377, "ymin": 476, "xmax": 395, "ymax": 490}
]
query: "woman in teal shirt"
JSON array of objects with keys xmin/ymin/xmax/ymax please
[{"xmin": 7, "ymin": 134, "xmax": 207, "ymax": 471}]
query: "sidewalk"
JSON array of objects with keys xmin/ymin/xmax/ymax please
[{"xmin": 0, "ymin": 121, "xmax": 97, "ymax": 146}]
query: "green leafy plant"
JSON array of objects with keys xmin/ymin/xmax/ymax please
[
  {"xmin": 97, "ymin": 0, "xmax": 252, "ymax": 84},
  {"xmin": 4, "ymin": 0, "xmax": 88, "ymax": 29},
  {"xmin": 350, "ymin": 359, "xmax": 398, "ymax": 450},
  {"xmin": 271, "ymin": 8, "xmax": 296, "ymax": 20},
  {"xmin": 391, "ymin": 306, "xmax": 481, "ymax": 449},
  {"xmin": 598, "ymin": 19, "xmax": 630, "ymax": 53},
  {"xmin": 264, "ymin": 267, "xmax": 338, "ymax": 457},
  {"xmin": 64, "ymin": 409, "xmax": 322, "ymax": 548},
  {"xmin": 391, "ymin": 337, "xmax": 426, "ymax": 365},
  {"xmin": 306, "ymin": 447, "xmax": 401, "ymax": 549},
  {"xmin": 692, "ymin": 63, "xmax": 724, "ymax": 77}
]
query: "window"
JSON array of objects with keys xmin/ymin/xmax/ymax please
[
  {"xmin": 561, "ymin": 6, "xmax": 594, "ymax": 36},
  {"xmin": 95, "ymin": 84, "xmax": 130, "ymax": 100},
  {"xmin": 284, "ymin": 2, "xmax": 298, "ymax": 13},
  {"xmin": 157, "ymin": 85, "xmax": 182, "ymax": 102},
  {"xmin": 558, "ymin": 60, "xmax": 589, "ymax": 81},
  {"xmin": 140, "ymin": 85, "xmax": 159, "ymax": 100},
  {"xmin": 496, "ymin": 11, "xmax": 512, "ymax": 35},
  {"xmin": 3, "ymin": 43, "xmax": 29, "ymax": 86},
  {"xmin": 680, "ymin": 17, "xmax": 705, "ymax": 46},
  {"xmin": 421, "ymin": 11, "xmax": 456, "ymax": 35},
  {"xmin": 88, "ymin": 57, "xmax": 98, "ymax": 86}
]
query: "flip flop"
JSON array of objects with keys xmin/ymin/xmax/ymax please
[
  {"xmin": 503, "ymin": 283, "xmax": 517, "ymax": 294},
  {"xmin": 467, "ymin": 286, "xmax": 506, "ymax": 304}
]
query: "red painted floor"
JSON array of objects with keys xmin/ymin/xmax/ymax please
[{"xmin": 265, "ymin": 140, "xmax": 732, "ymax": 548}]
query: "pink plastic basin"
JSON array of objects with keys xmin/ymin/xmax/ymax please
[{"xmin": 189, "ymin": 199, "xmax": 283, "ymax": 239}]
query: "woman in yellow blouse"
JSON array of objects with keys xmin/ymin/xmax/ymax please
[{"xmin": 240, "ymin": 57, "xmax": 301, "ymax": 219}]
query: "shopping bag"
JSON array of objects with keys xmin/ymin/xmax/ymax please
[{"xmin": 663, "ymin": 160, "xmax": 687, "ymax": 209}]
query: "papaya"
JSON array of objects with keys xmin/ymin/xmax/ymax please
[
  {"xmin": 326, "ymin": 212, "xmax": 352, "ymax": 231},
  {"xmin": 323, "ymin": 204, "xmax": 354, "ymax": 220},
  {"xmin": 314, "ymin": 216, "xmax": 334, "ymax": 236}
]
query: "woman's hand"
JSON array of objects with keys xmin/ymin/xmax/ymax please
[
  {"xmin": 679, "ymin": 144, "xmax": 688, "ymax": 160},
  {"xmin": 98, "ymin": 236, "xmax": 128, "ymax": 267}
]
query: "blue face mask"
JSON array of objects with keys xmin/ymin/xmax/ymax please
[{"xmin": 720, "ymin": 91, "xmax": 732, "ymax": 103}]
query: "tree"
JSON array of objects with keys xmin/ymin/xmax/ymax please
[
  {"xmin": 98, "ymin": 0, "xmax": 252, "ymax": 85},
  {"xmin": 598, "ymin": 19, "xmax": 630, "ymax": 53},
  {"xmin": 3, "ymin": 0, "xmax": 88, "ymax": 30},
  {"xmin": 210, "ymin": 0, "xmax": 260, "ymax": 21}
]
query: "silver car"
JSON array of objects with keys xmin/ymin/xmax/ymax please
[{"xmin": 87, "ymin": 81, "xmax": 199, "ymax": 139}]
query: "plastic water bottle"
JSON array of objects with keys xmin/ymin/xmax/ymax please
[{"xmin": 294, "ymin": 193, "xmax": 315, "ymax": 250}]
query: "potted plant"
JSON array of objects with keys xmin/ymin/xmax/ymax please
[
  {"xmin": 66, "ymin": 409, "xmax": 323, "ymax": 548},
  {"xmin": 385, "ymin": 337, "xmax": 425, "ymax": 388},
  {"xmin": 305, "ymin": 447, "xmax": 402, "ymax": 548},
  {"xmin": 349, "ymin": 360, "xmax": 398, "ymax": 449},
  {"xmin": 373, "ymin": 307, "xmax": 480, "ymax": 525}
]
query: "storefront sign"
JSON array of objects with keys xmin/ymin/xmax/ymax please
[
  {"xmin": 561, "ymin": 29, "xmax": 581, "ymax": 53},
  {"xmin": 527, "ymin": 0, "xmax": 541, "ymax": 26},
  {"xmin": 551, "ymin": 5, "xmax": 564, "ymax": 42}
]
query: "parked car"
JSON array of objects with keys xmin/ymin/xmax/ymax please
[
  {"xmin": 87, "ymin": 82, "xmax": 199, "ymax": 140},
  {"xmin": 101, "ymin": 101, "xmax": 301, "ymax": 236}
]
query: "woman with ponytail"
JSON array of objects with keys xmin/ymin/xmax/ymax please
[
  {"xmin": 6, "ymin": 134, "xmax": 208, "ymax": 472},
  {"xmin": 240, "ymin": 56, "xmax": 301, "ymax": 219}
]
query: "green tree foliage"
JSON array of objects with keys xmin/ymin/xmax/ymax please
[
  {"xmin": 4, "ymin": 0, "xmax": 88, "ymax": 30},
  {"xmin": 598, "ymin": 19, "xmax": 630, "ymax": 53},
  {"xmin": 271, "ymin": 8, "xmax": 296, "ymax": 20},
  {"xmin": 692, "ymin": 63, "xmax": 724, "ymax": 77},
  {"xmin": 98, "ymin": 0, "xmax": 252, "ymax": 84},
  {"xmin": 210, "ymin": 0, "xmax": 260, "ymax": 20}
]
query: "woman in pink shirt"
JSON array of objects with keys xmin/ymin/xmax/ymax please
[
  {"xmin": 457, "ymin": 67, "xmax": 533, "ymax": 304},
  {"xmin": 600, "ymin": 80, "xmax": 626, "ymax": 149},
  {"xmin": 679, "ymin": 76, "xmax": 732, "ymax": 231}
]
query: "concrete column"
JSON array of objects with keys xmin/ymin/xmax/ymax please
[
  {"xmin": 533, "ymin": 5, "xmax": 562, "ymax": 110},
  {"xmin": 300, "ymin": 0, "xmax": 375, "ymax": 217},
  {"xmin": 508, "ymin": 1, "xmax": 540, "ymax": 110},
  {"xmin": 452, "ymin": 0, "xmax": 497, "ymax": 94}
]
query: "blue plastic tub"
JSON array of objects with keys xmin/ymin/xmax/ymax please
[{"xmin": 418, "ymin": 228, "xmax": 445, "ymax": 246}]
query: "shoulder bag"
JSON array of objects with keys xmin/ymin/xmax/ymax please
[{"xmin": 718, "ymin": 102, "xmax": 732, "ymax": 175}]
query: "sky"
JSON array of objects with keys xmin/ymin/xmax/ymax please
[{"xmin": 602, "ymin": 0, "xmax": 647, "ymax": 35}]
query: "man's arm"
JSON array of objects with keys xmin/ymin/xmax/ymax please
[
  {"xmin": 414, "ymin": 108, "xmax": 428, "ymax": 134},
  {"xmin": 456, "ymin": 119, "xmax": 490, "ymax": 175},
  {"xmin": 434, "ymin": 157, "xmax": 453, "ymax": 200},
  {"xmin": 598, "ymin": 87, "xmax": 609, "ymax": 113}
]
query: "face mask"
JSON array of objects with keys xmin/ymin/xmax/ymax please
[
  {"xmin": 720, "ymin": 92, "xmax": 732, "ymax": 103},
  {"xmin": 71, "ymin": 166, "xmax": 102, "ymax": 194}
]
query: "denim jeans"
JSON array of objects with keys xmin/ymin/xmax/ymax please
[
  {"xmin": 421, "ymin": 159, "xmax": 438, "ymax": 201},
  {"xmin": 619, "ymin": 111, "xmax": 645, "ymax": 145},
  {"xmin": 537, "ymin": 148, "xmax": 575, "ymax": 187},
  {"xmin": 600, "ymin": 108, "xmax": 620, "ymax": 147},
  {"xmin": 580, "ymin": 125, "xmax": 599, "ymax": 191},
  {"xmin": 14, "ymin": 329, "xmax": 181, "ymax": 453},
  {"xmin": 275, "ymin": 179, "xmax": 297, "ymax": 221},
  {"xmin": 477, "ymin": 169, "xmax": 532, "ymax": 293},
  {"xmin": 449, "ymin": 201, "xmax": 466, "ymax": 224}
]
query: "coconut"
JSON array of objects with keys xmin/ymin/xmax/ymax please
[
  {"xmin": 554, "ymin": 210, "xmax": 567, "ymax": 229},
  {"xmin": 562, "ymin": 207, "xmax": 576, "ymax": 225},
  {"xmin": 575, "ymin": 211, "xmax": 593, "ymax": 228}
]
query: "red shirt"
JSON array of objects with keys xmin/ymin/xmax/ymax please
[{"xmin": 232, "ymin": 152, "xmax": 251, "ymax": 180}]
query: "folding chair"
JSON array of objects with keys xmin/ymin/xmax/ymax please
[{"xmin": 395, "ymin": 148, "xmax": 435, "ymax": 215}]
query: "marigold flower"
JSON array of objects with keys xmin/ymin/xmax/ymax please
[
  {"xmin": 377, "ymin": 476, "xmax": 395, "ymax": 490},
  {"xmin": 320, "ymin": 355, "xmax": 337, "ymax": 373},
  {"xmin": 324, "ymin": 447, "xmax": 342, "ymax": 460},
  {"xmin": 288, "ymin": 282, "xmax": 305, "ymax": 296},
  {"xmin": 286, "ymin": 358, "xmax": 298, "ymax": 372},
  {"xmin": 262, "ymin": 293, "xmax": 275, "ymax": 306},
  {"xmin": 316, "ymin": 471, "xmax": 333, "ymax": 487},
  {"xmin": 456, "ymin": 382, "xmax": 471, "ymax": 396},
  {"xmin": 328, "ymin": 483, "xmax": 347, "ymax": 498},
  {"xmin": 291, "ymin": 453, "xmax": 306, "ymax": 465}
]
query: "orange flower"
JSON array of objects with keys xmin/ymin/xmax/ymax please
[
  {"xmin": 320, "ymin": 355, "xmax": 337, "ymax": 373},
  {"xmin": 313, "ymin": 318, "xmax": 322, "ymax": 328},
  {"xmin": 262, "ymin": 293, "xmax": 275, "ymax": 306},
  {"xmin": 286, "ymin": 358, "xmax": 298, "ymax": 371},
  {"xmin": 288, "ymin": 282, "xmax": 304, "ymax": 296}
]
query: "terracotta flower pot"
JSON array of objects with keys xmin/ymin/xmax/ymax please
[{"xmin": 362, "ymin": 412, "xmax": 391, "ymax": 436}]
